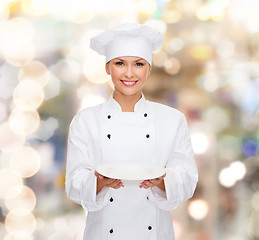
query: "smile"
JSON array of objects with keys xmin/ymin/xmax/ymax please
[{"xmin": 120, "ymin": 80, "xmax": 138, "ymax": 87}]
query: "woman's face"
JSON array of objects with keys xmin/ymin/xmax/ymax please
[{"xmin": 105, "ymin": 56, "xmax": 151, "ymax": 97}]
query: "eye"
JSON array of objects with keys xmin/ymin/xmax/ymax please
[
  {"xmin": 115, "ymin": 61, "xmax": 124, "ymax": 66},
  {"xmin": 136, "ymin": 62, "xmax": 144, "ymax": 66}
]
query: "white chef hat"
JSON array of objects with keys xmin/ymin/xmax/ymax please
[{"xmin": 90, "ymin": 23, "xmax": 164, "ymax": 65}]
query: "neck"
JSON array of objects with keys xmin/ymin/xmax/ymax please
[{"xmin": 113, "ymin": 91, "xmax": 142, "ymax": 112}]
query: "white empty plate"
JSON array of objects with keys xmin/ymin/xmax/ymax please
[{"xmin": 96, "ymin": 161, "xmax": 165, "ymax": 180}]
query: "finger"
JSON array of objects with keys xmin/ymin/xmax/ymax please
[
  {"xmin": 95, "ymin": 171, "xmax": 105, "ymax": 180},
  {"xmin": 155, "ymin": 173, "xmax": 166, "ymax": 181},
  {"xmin": 113, "ymin": 182, "xmax": 124, "ymax": 189},
  {"xmin": 141, "ymin": 180, "xmax": 155, "ymax": 189},
  {"xmin": 105, "ymin": 178, "xmax": 118, "ymax": 186},
  {"xmin": 140, "ymin": 180, "xmax": 151, "ymax": 187},
  {"xmin": 142, "ymin": 184, "xmax": 150, "ymax": 189},
  {"xmin": 106, "ymin": 179, "xmax": 121, "ymax": 187},
  {"xmin": 160, "ymin": 173, "xmax": 166, "ymax": 179},
  {"xmin": 150, "ymin": 179, "xmax": 160, "ymax": 185},
  {"xmin": 109, "ymin": 182, "xmax": 123, "ymax": 189}
]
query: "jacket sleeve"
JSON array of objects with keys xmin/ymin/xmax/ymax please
[
  {"xmin": 65, "ymin": 113, "xmax": 110, "ymax": 212},
  {"xmin": 149, "ymin": 114, "xmax": 198, "ymax": 211}
]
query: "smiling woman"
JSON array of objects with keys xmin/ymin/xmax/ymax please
[
  {"xmin": 105, "ymin": 56, "xmax": 151, "ymax": 112},
  {"xmin": 65, "ymin": 23, "xmax": 198, "ymax": 240}
]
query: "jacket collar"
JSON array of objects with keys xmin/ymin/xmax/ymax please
[{"xmin": 108, "ymin": 92, "xmax": 146, "ymax": 113}]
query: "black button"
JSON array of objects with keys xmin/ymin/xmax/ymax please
[
  {"xmin": 110, "ymin": 197, "xmax": 113, "ymax": 202},
  {"xmin": 110, "ymin": 229, "xmax": 113, "ymax": 234},
  {"xmin": 148, "ymin": 226, "xmax": 152, "ymax": 230},
  {"xmin": 147, "ymin": 196, "xmax": 149, "ymax": 200},
  {"xmin": 108, "ymin": 115, "xmax": 111, "ymax": 119},
  {"xmin": 107, "ymin": 134, "xmax": 111, "ymax": 139},
  {"xmin": 144, "ymin": 113, "xmax": 148, "ymax": 117},
  {"xmin": 146, "ymin": 134, "xmax": 150, "ymax": 138}
]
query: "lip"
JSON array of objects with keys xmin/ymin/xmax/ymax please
[{"xmin": 120, "ymin": 80, "xmax": 138, "ymax": 87}]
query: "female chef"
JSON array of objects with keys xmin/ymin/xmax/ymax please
[{"xmin": 65, "ymin": 23, "xmax": 198, "ymax": 240}]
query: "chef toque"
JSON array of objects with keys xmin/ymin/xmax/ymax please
[{"xmin": 90, "ymin": 23, "xmax": 164, "ymax": 66}]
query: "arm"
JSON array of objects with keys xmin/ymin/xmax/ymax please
[
  {"xmin": 148, "ymin": 114, "xmax": 198, "ymax": 210},
  {"xmin": 65, "ymin": 113, "xmax": 111, "ymax": 212}
]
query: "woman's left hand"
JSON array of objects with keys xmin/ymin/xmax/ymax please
[{"xmin": 139, "ymin": 173, "xmax": 166, "ymax": 190}]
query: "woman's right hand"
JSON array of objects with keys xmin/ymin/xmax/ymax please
[{"xmin": 95, "ymin": 170, "xmax": 124, "ymax": 193}]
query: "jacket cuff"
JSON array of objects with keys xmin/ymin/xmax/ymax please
[
  {"xmin": 81, "ymin": 170, "xmax": 110, "ymax": 212},
  {"xmin": 148, "ymin": 170, "xmax": 181, "ymax": 211}
]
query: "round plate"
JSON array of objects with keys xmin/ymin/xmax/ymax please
[{"xmin": 96, "ymin": 161, "xmax": 165, "ymax": 180}]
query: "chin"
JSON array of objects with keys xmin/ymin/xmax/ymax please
[{"xmin": 117, "ymin": 89, "xmax": 142, "ymax": 97}]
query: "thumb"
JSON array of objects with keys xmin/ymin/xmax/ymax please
[{"xmin": 95, "ymin": 170, "xmax": 104, "ymax": 179}]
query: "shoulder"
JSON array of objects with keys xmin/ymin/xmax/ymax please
[
  {"xmin": 147, "ymin": 100, "xmax": 185, "ymax": 121},
  {"xmin": 70, "ymin": 101, "xmax": 107, "ymax": 126}
]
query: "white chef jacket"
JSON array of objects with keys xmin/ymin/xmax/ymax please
[{"xmin": 65, "ymin": 92, "xmax": 198, "ymax": 240}]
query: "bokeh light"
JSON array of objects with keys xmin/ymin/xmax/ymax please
[
  {"xmin": 5, "ymin": 210, "xmax": 37, "ymax": 238},
  {"xmin": 246, "ymin": 210, "xmax": 259, "ymax": 239},
  {"xmin": 153, "ymin": 51, "xmax": 167, "ymax": 67},
  {"xmin": 164, "ymin": 58, "xmax": 181, "ymax": 75},
  {"xmin": 3, "ymin": 43, "xmax": 35, "ymax": 67},
  {"xmin": 137, "ymin": 0, "xmax": 157, "ymax": 15},
  {"xmin": 0, "ymin": 2, "xmax": 10, "ymax": 22},
  {"xmin": 163, "ymin": 10, "xmax": 182, "ymax": 24},
  {"xmin": 189, "ymin": 45, "xmax": 214, "ymax": 60},
  {"xmin": 9, "ymin": 108, "xmax": 40, "ymax": 136},
  {"xmin": 191, "ymin": 132, "xmax": 209, "ymax": 155},
  {"xmin": 0, "ymin": 17, "xmax": 35, "ymax": 66},
  {"xmin": 202, "ymin": 107, "xmax": 230, "ymax": 133},
  {"xmin": 145, "ymin": 19, "xmax": 167, "ymax": 34},
  {"xmin": 82, "ymin": 51, "xmax": 108, "ymax": 84},
  {"xmin": 3, "ymin": 233, "xmax": 34, "ymax": 240},
  {"xmin": 229, "ymin": 161, "xmax": 247, "ymax": 181},
  {"xmin": 5, "ymin": 185, "xmax": 37, "ymax": 213},
  {"xmin": 188, "ymin": 199, "xmax": 209, "ymax": 220},
  {"xmin": 13, "ymin": 80, "xmax": 44, "ymax": 110},
  {"xmin": 218, "ymin": 135, "xmax": 242, "ymax": 161},
  {"xmin": 0, "ymin": 168, "xmax": 23, "ymax": 199},
  {"xmin": 22, "ymin": 0, "xmax": 48, "ymax": 16},
  {"xmin": 50, "ymin": 59, "xmax": 81, "ymax": 84},
  {"xmin": 0, "ymin": 17, "xmax": 34, "ymax": 48},
  {"xmin": 0, "ymin": 122, "xmax": 25, "ymax": 152},
  {"xmin": 242, "ymin": 140, "xmax": 258, "ymax": 157},
  {"xmin": 219, "ymin": 161, "xmax": 246, "ymax": 188},
  {"xmin": 32, "ymin": 117, "xmax": 59, "ymax": 141},
  {"xmin": 0, "ymin": 100, "xmax": 7, "ymax": 122},
  {"xmin": 164, "ymin": 37, "xmax": 184, "ymax": 54},
  {"xmin": 10, "ymin": 146, "xmax": 41, "ymax": 178},
  {"xmin": 18, "ymin": 61, "xmax": 49, "ymax": 87},
  {"xmin": 251, "ymin": 191, "xmax": 259, "ymax": 210},
  {"xmin": 46, "ymin": 0, "xmax": 95, "ymax": 23}
]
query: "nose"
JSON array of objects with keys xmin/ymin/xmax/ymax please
[{"xmin": 124, "ymin": 65, "xmax": 134, "ymax": 79}]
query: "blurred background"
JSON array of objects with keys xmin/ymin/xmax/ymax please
[{"xmin": 0, "ymin": 0, "xmax": 258, "ymax": 239}]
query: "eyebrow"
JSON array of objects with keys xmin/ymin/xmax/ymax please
[{"xmin": 116, "ymin": 58, "xmax": 143, "ymax": 62}]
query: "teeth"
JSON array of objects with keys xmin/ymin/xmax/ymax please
[{"xmin": 122, "ymin": 81, "xmax": 136, "ymax": 86}]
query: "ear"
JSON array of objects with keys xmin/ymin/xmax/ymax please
[
  {"xmin": 147, "ymin": 64, "xmax": 152, "ymax": 76},
  {"xmin": 105, "ymin": 62, "xmax": 111, "ymax": 75}
]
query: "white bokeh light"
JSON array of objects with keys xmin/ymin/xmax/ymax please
[
  {"xmin": 13, "ymin": 80, "xmax": 44, "ymax": 110},
  {"xmin": 188, "ymin": 199, "xmax": 209, "ymax": 220},
  {"xmin": 219, "ymin": 168, "xmax": 236, "ymax": 188},
  {"xmin": 229, "ymin": 161, "xmax": 246, "ymax": 181},
  {"xmin": 219, "ymin": 161, "xmax": 246, "ymax": 188},
  {"xmin": 191, "ymin": 132, "xmax": 209, "ymax": 154},
  {"xmin": 0, "ymin": 168, "xmax": 23, "ymax": 199},
  {"xmin": 10, "ymin": 146, "xmax": 41, "ymax": 178}
]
